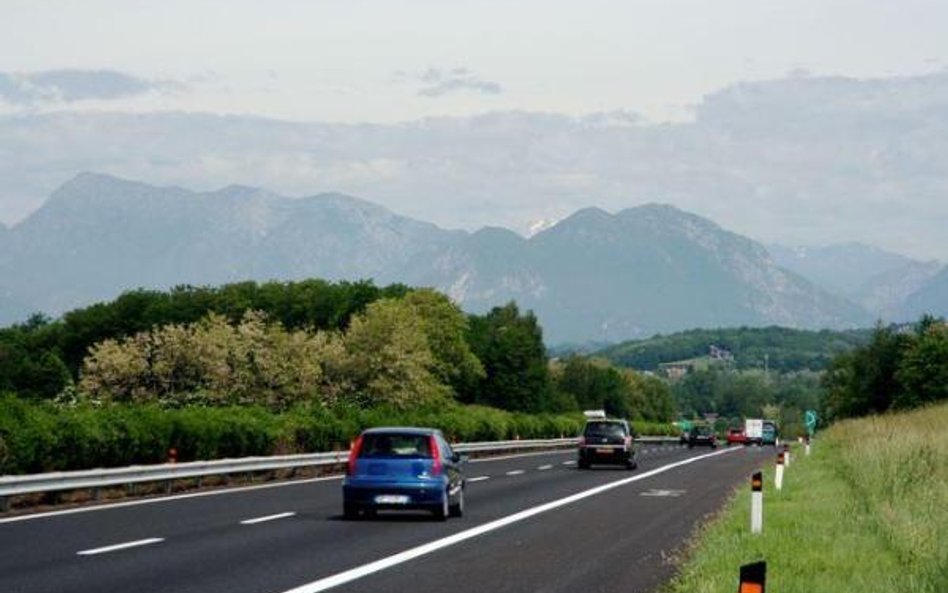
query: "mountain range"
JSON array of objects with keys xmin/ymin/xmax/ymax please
[
  {"xmin": 768, "ymin": 243, "xmax": 943, "ymax": 320},
  {"xmin": 1, "ymin": 173, "xmax": 942, "ymax": 343}
]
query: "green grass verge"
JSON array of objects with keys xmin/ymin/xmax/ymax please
[{"xmin": 665, "ymin": 403, "xmax": 948, "ymax": 593}]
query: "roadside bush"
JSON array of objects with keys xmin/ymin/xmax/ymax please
[{"xmin": 0, "ymin": 397, "xmax": 587, "ymax": 474}]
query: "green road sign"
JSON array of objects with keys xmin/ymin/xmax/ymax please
[{"xmin": 804, "ymin": 409, "xmax": 818, "ymax": 435}]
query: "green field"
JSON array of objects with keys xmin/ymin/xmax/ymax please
[{"xmin": 665, "ymin": 402, "xmax": 948, "ymax": 593}]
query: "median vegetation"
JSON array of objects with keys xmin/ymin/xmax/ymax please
[
  {"xmin": 0, "ymin": 279, "xmax": 676, "ymax": 473},
  {"xmin": 665, "ymin": 402, "xmax": 948, "ymax": 593}
]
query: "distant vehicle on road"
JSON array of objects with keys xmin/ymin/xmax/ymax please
[
  {"xmin": 578, "ymin": 413, "xmax": 638, "ymax": 469},
  {"xmin": 745, "ymin": 418, "xmax": 764, "ymax": 445},
  {"xmin": 726, "ymin": 428, "xmax": 747, "ymax": 446},
  {"xmin": 761, "ymin": 420, "xmax": 778, "ymax": 446},
  {"xmin": 342, "ymin": 427, "xmax": 465, "ymax": 520},
  {"xmin": 686, "ymin": 425, "xmax": 718, "ymax": 448}
]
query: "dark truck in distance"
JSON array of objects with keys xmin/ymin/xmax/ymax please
[{"xmin": 578, "ymin": 412, "xmax": 638, "ymax": 469}]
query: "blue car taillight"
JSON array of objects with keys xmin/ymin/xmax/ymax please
[
  {"xmin": 429, "ymin": 435, "xmax": 442, "ymax": 476},
  {"xmin": 347, "ymin": 434, "xmax": 364, "ymax": 476}
]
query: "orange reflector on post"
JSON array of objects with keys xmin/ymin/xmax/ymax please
[
  {"xmin": 777, "ymin": 452, "xmax": 784, "ymax": 465},
  {"xmin": 738, "ymin": 561, "xmax": 766, "ymax": 593},
  {"xmin": 751, "ymin": 471, "xmax": 762, "ymax": 491}
]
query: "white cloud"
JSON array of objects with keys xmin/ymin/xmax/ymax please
[
  {"xmin": 0, "ymin": 69, "xmax": 182, "ymax": 106},
  {"xmin": 395, "ymin": 67, "xmax": 503, "ymax": 98}
]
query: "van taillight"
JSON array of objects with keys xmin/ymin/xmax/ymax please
[
  {"xmin": 578, "ymin": 436, "xmax": 586, "ymax": 447},
  {"xmin": 429, "ymin": 435, "xmax": 442, "ymax": 476},
  {"xmin": 347, "ymin": 434, "xmax": 364, "ymax": 476},
  {"xmin": 624, "ymin": 435, "xmax": 632, "ymax": 449}
]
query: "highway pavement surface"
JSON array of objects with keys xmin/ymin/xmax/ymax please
[{"xmin": 0, "ymin": 443, "xmax": 771, "ymax": 593}]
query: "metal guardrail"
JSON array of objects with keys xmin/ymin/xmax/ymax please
[{"xmin": 0, "ymin": 435, "xmax": 681, "ymax": 509}]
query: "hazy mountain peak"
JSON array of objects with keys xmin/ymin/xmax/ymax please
[
  {"xmin": 470, "ymin": 226, "xmax": 526, "ymax": 246},
  {"xmin": 545, "ymin": 206, "xmax": 613, "ymax": 230},
  {"xmin": 55, "ymin": 171, "xmax": 145, "ymax": 194},
  {"xmin": 211, "ymin": 183, "xmax": 269, "ymax": 197}
]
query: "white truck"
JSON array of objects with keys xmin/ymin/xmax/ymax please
[{"xmin": 745, "ymin": 418, "xmax": 764, "ymax": 445}]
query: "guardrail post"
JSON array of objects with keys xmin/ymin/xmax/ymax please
[
  {"xmin": 775, "ymin": 452, "xmax": 784, "ymax": 491},
  {"xmin": 0, "ymin": 496, "xmax": 8, "ymax": 513},
  {"xmin": 750, "ymin": 471, "xmax": 763, "ymax": 534},
  {"xmin": 738, "ymin": 561, "xmax": 766, "ymax": 592}
]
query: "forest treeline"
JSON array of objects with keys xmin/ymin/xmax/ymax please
[
  {"xmin": 0, "ymin": 280, "xmax": 676, "ymax": 472},
  {"xmin": 599, "ymin": 326, "xmax": 871, "ymax": 372},
  {"xmin": 1, "ymin": 279, "xmax": 674, "ymax": 418},
  {"xmin": 822, "ymin": 316, "xmax": 948, "ymax": 422}
]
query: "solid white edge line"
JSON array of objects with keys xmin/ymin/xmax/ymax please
[
  {"xmin": 77, "ymin": 537, "xmax": 164, "ymax": 556},
  {"xmin": 278, "ymin": 447, "xmax": 739, "ymax": 593},
  {"xmin": 240, "ymin": 511, "xmax": 297, "ymax": 525},
  {"xmin": 467, "ymin": 476, "xmax": 490, "ymax": 483},
  {"xmin": 2, "ymin": 449, "xmax": 577, "ymax": 525},
  {"xmin": 505, "ymin": 470, "xmax": 525, "ymax": 476}
]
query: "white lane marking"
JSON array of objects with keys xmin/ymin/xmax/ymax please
[
  {"xmin": 77, "ymin": 537, "xmax": 164, "ymax": 556},
  {"xmin": 468, "ymin": 449, "xmax": 574, "ymax": 464},
  {"xmin": 562, "ymin": 460, "xmax": 576, "ymax": 465},
  {"xmin": 537, "ymin": 465, "xmax": 553, "ymax": 471},
  {"xmin": 505, "ymin": 470, "xmax": 525, "ymax": 476},
  {"xmin": 640, "ymin": 489, "xmax": 687, "ymax": 497},
  {"xmin": 0, "ymin": 475, "xmax": 343, "ymax": 525},
  {"xmin": 278, "ymin": 447, "xmax": 737, "ymax": 593},
  {"xmin": 467, "ymin": 476, "xmax": 490, "ymax": 483},
  {"xmin": 240, "ymin": 511, "xmax": 296, "ymax": 525},
  {"xmin": 2, "ymin": 449, "xmax": 576, "ymax": 525}
]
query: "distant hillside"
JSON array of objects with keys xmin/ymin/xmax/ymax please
[
  {"xmin": 1, "ymin": 173, "xmax": 872, "ymax": 342},
  {"xmin": 598, "ymin": 326, "xmax": 873, "ymax": 372},
  {"xmin": 769, "ymin": 243, "xmax": 942, "ymax": 318},
  {"xmin": 900, "ymin": 266, "xmax": 948, "ymax": 319}
]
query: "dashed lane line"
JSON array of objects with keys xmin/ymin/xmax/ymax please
[
  {"xmin": 240, "ymin": 512, "xmax": 296, "ymax": 525},
  {"xmin": 77, "ymin": 538, "xmax": 164, "ymax": 556}
]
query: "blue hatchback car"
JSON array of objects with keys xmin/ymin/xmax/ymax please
[{"xmin": 342, "ymin": 427, "xmax": 466, "ymax": 520}]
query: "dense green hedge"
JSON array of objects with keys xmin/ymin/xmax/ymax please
[{"xmin": 0, "ymin": 395, "xmax": 587, "ymax": 474}]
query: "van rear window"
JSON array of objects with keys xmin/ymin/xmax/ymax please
[{"xmin": 584, "ymin": 422, "xmax": 626, "ymax": 438}]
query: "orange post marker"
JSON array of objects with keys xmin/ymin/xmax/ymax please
[{"xmin": 738, "ymin": 561, "xmax": 766, "ymax": 593}]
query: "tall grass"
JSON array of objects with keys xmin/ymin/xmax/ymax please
[
  {"xmin": 666, "ymin": 401, "xmax": 948, "ymax": 593},
  {"xmin": 826, "ymin": 404, "xmax": 947, "ymax": 590}
]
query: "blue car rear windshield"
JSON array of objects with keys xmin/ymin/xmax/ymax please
[{"xmin": 359, "ymin": 433, "xmax": 433, "ymax": 458}]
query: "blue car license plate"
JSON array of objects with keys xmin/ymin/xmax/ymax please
[{"xmin": 374, "ymin": 494, "xmax": 410, "ymax": 504}]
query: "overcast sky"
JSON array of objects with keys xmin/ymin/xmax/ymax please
[
  {"xmin": 2, "ymin": 1, "xmax": 948, "ymax": 260},
  {"xmin": 3, "ymin": 0, "xmax": 947, "ymax": 122}
]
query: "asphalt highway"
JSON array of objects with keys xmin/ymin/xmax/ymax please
[{"xmin": 0, "ymin": 443, "xmax": 771, "ymax": 593}]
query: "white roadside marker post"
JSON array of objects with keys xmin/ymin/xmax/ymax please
[
  {"xmin": 805, "ymin": 435, "xmax": 811, "ymax": 456},
  {"xmin": 751, "ymin": 471, "xmax": 763, "ymax": 534},
  {"xmin": 783, "ymin": 443, "xmax": 791, "ymax": 468},
  {"xmin": 775, "ymin": 452, "xmax": 784, "ymax": 491}
]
